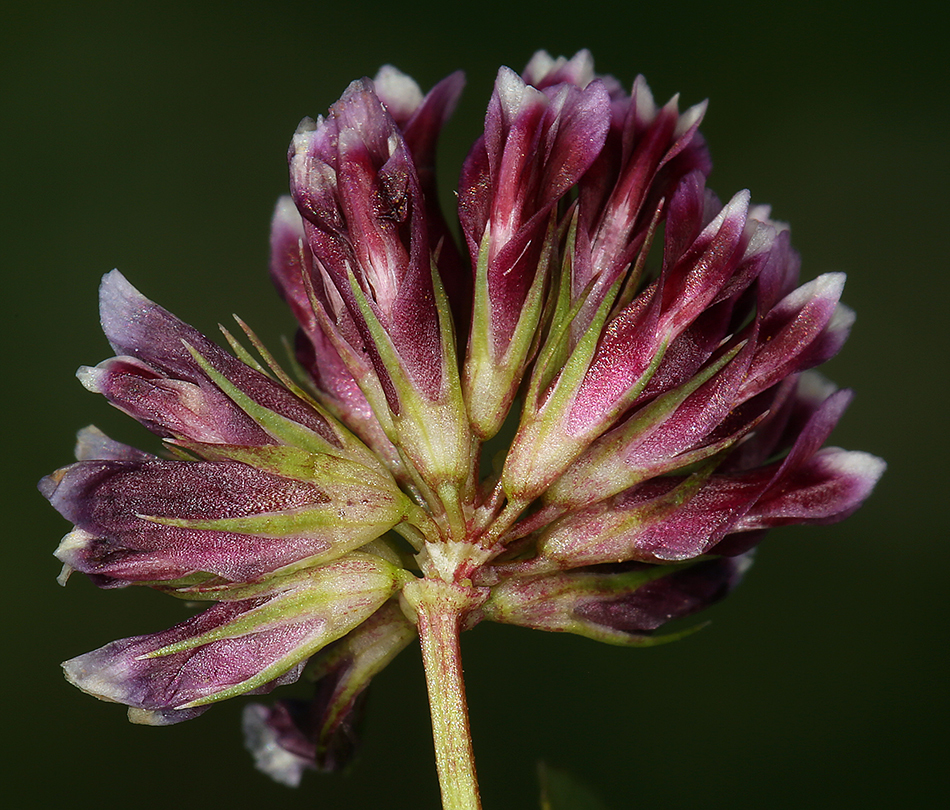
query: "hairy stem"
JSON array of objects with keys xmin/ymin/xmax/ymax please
[{"xmin": 404, "ymin": 580, "xmax": 482, "ymax": 810}]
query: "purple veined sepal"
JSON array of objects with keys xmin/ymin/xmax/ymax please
[
  {"xmin": 242, "ymin": 600, "xmax": 416, "ymax": 785},
  {"xmin": 74, "ymin": 425, "xmax": 153, "ymax": 462},
  {"xmin": 83, "ymin": 270, "xmax": 390, "ymax": 478},
  {"xmin": 268, "ymin": 197, "xmax": 406, "ymax": 478},
  {"xmin": 501, "ymin": 168, "xmax": 858, "ymax": 506},
  {"xmin": 540, "ymin": 338, "xmax": 757, "ymax": 511},
  {"xmin": 462, "ymin": 209, "xmax": 560, "ymax": 441},
  {"xmin": 530, "ymin": 385, "xmax": 885, "ymax": 569},
  {"xmin": 288, "ymin": 80, "xmax": 471, "ymax": 510},
  {"xmin": 60, "ymin": 554, "xmax": 410, "ymax": 725},
  {"xmin": 738, "ymin": 273, "xmax": 855, "ymax": 401},
  {"xmin": 372, "ymin": 66, "xmax": 471, "ymax": 327},
  {"xmin": 459, "ymin": 64, "xmax": 612, "ymax": 440},
  {"xmin": 501, "ymin": 182, "xmax": 757, "ymax": 503},
  {"xmin": 272, "ymin": 66, "xmax": 469, "ymax": 465},
  {"xmin": 42, "ymin": 442, "xmax": 417, "ymax": 586},
  {"xmin": 481, "ymin": 553, "xmax": 752, "ymax": 645},
  {"xmin": 538, "ymin": 262, "xmax": 854, "ymax": 514}
]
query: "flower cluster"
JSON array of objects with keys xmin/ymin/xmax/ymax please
[{"xmin": 41, "ymin": 50, "xmax": 883, "ymax": 789}]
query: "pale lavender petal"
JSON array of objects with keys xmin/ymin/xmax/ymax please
[
  {"xmin": 74, "ymin": 426, "xmax": 153, "ymax": 462},
  {"xmin": 522, "ymin": 49, "xmax": 596, "ymax": 89},
  {"xmin": 372, "ymin": 65, "xmax": 424, "ymax": 124},
  {"xmin": 79, "ymin": 357, "xmax": 269, "ymax": 445}
]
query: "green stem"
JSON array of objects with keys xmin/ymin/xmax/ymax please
[{"xmin": 405, "ymin": 581, "xmax": 482, "ymax": 810}]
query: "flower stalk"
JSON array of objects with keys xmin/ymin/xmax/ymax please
[{"xmin": 403, "ymin": 579, "xmax": 484, "ymax": 810}]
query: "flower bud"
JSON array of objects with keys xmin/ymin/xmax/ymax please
[
  {"xmin": 534, "ymin": 389, "xmax": 884, "ymax": 568},
  {"xmin": 43, "ymin": 447, "xmax": 412, "ymax": 586},
  {"xmin": 459, "ymin": 66, "xmax": 611, "ymax": 439},
  {"xmin": 242, "ymin": 601, "xmax": 415, "ymax": 784},
  {"xmin": 288, "ymin": 79, "xmax": 471, "ymax": 498},
  {"xmin": 61, "ymin": 555, "xmax": 406, "ymax": 723},
  {"xmin": 483, "ymin": 555, "xmax": 752, "ymax": 645}
]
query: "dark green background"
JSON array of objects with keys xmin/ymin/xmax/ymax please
[{"xmin": 3, "ymin": 1, "xmax": 946, "ymax": 807}]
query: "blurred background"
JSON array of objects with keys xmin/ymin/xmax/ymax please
[{"xmin": 3, "ymin": 1, "xmax": 946, "ymax": 807}]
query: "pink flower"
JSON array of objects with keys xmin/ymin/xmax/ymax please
[{"xmin": 41, "ymin": 51, "xmax": 884, "ymax": 790}]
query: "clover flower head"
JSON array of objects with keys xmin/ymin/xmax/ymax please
[{"xmin": 41, "ymin": 50, "xmax": 884, "ymax": 803}]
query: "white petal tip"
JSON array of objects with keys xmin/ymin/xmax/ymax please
[
  {"xmin": 242, "ymin": 704, "xmax": 308, "ymax": 787},
  {"xmin": 76, "ymin": 365, "xmax": 103, "ymax": 392}
]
